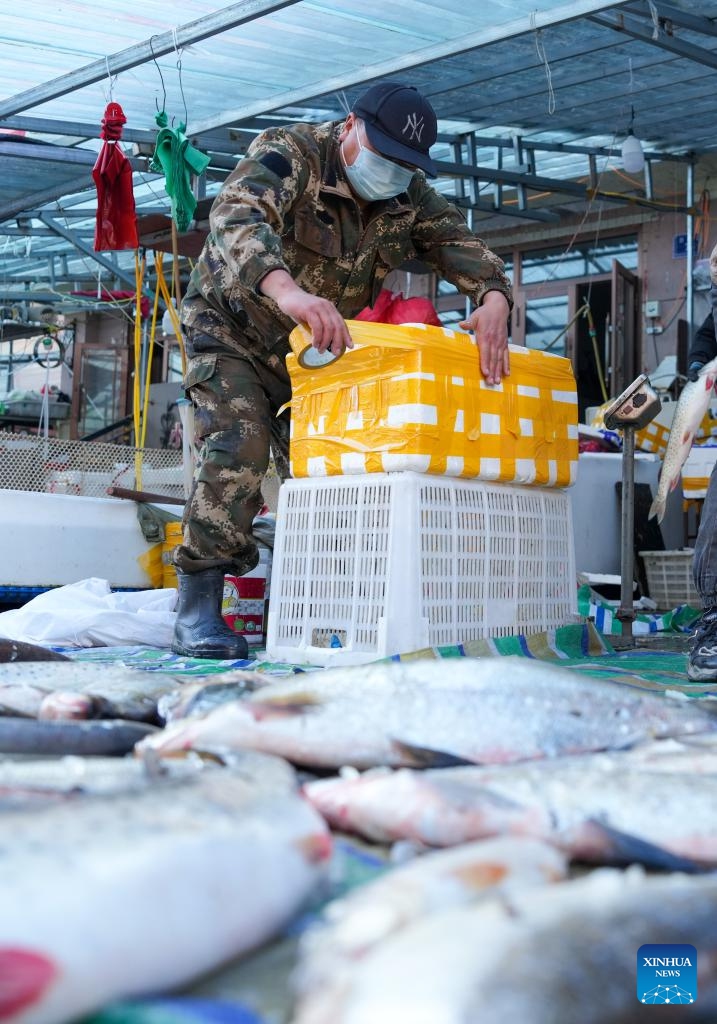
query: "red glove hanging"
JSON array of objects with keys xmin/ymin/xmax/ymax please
[{"xmin": 92, "ymin": 102, "xmax": 139, "ymax": 251}]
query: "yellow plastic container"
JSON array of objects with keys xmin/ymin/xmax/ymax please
[
  {"xmin": 162, "ymin": 521, "xmax": 183, "ymax": 588},
  {"xmin": 287, "ymin": 321, "xmax": 578, "ymax": 487}
]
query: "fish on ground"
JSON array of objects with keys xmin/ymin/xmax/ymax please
[
  {"xmin": 0, "ymin": 765, "xmax": 331, "ymax": 1024},
  {"xmin": 0, "ymin": 748, "xmax": 297, "ymax": 808},
  {"xmin": 137, "ymin": 657, "xmax": 717, "ymax": 769},
  {"xmin": 292, "ymin": 837, "xmax": 567, "ymax": 1024},
  {"xmin": 0, "ymin": 639, "xmax": 69, "ymax": 663},
  {"xmin": 0, "ymin": 716, "xmax": 159, "ymax": 757},
  {"xmin": 649, "ymin": 353, "xmax": 717, "ymax": 523},
  {"xmin": 304, "ymin": 746, "xmax": 717, "ymax": 868},
  {"xmin": 157, "ymin": 673, "xmax": 271, "ymax": 723},
  {"xmin": 0, "ymin": 662, "xmax": 187, "ymax": 723},
  {"xmin": 292, "ymin": 866, "xmax": 717, "ymax": 1024}
]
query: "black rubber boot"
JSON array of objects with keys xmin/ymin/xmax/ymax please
[{"xmin": 171, "ymin": 567, "xmax": 249, "ymax": 660}]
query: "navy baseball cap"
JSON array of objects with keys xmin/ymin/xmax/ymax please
[{"xmin": 353, "ymin": 82, "xmax": 438, "ymax": 177}]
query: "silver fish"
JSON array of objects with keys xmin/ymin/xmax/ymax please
[
  {"xmin": 138, "ymin": 657, "xmax": 717, "ymax": 769},
  {"xmin": 292, "ymin": 837, "xmax": 567, "ymax": 1024},
  {"xmin": 0, "ymin": 765, "xmax": 331, "ymax": 1024},
  {"xmin": 295, "ymin": 867, "xmax": 717, "ymax": 1023},
  {"xmin": 157, "ymin": 672, "xmax": 270, "ymax": 723},
  {"xmin": 305, "ymin": 745, "xmax": 717, "ymax": 867},
  {"xmin": 0, "ymin": 662, "xmax": 185, "ymax": 723},
  {"xmin": 0, "ymin": 749, "xmax": 296, "ymax": 808},
  {"xmin": 0, "ymin": 639, "xmax": 69, "ymax": 663},
  {"xmin": 649, "ymin": 353, "xmax": 717, "ymax": 522},
  {"xmin": 0, "ymin": 716, "xmax": 158, "ymax": 757}
]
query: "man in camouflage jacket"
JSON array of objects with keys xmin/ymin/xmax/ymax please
[{"xmin": 172, "ymin": 82, "xmax": 513, "ymax": 658}]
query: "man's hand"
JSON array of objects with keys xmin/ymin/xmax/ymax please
[
  {"xmin": 260, "ymin": 269, "xmax": 353, "ymax": 357},
  {"xmin": 687, "ymin": 360, "xmax": 706, "ymax": 383},
  {"xmin": 459, "ymin": 291, "xmax": 510, "ymax": 386}
]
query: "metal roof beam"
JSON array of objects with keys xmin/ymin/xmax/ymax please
[
  {"xmin": 623, "ymin": 1, "xmax": 717, "ymax": 37},
  {"xmin": 186, "ymin": 0, "xmax": 629, "ymax": 135},
  {"xmin": 435, "ymin": 159, "xmax": 694, "ymax": 212},
  {"xmin": 453, "ymin": 198, "xmax": 561, "ymax": 223},
  {"xmin": 0, "ymin": 115, "xmax": 159, "ymax": 145},
  {"xmin": 0, "ymin": 140, "xmax": 142, "ymax": 172},
  {"xmin": 38, "ymin": 216, "xmax": 137, "ymax": 292},
  {"xmin": 589, "ymin": 10, "xmax": 717, "ymax": 70},
  {"xmin": 0, "ymin": 227, "xmax": 94, "ymax": 238},
  {"xmin": 0, "ymin": 176, "xmax": 94, "ymax": 224},
  {"xmin": 0, "ymin": 0, "xmax": 302, "ymax": 120}
]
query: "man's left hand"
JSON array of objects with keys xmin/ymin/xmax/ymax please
[{"xmin": 459, "ymin": 291, "xmax": 510, "ymax": 386}]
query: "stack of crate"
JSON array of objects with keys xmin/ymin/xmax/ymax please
[{"xmin": 267, "ymin": 321, "xmax": 579, "ymax": 666}]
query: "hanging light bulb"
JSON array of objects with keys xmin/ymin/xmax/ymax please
[{"xmin": 621, "ymin": 106, "xmax": 644, "ymax": 174}]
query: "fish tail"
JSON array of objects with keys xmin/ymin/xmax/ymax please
[
  {"xmin": 573, "ymin": 819, "xmax": 709, "ymax": 873},
  {"xmin": 648, "ymin": 496, "xmax": 665, "ymax": 523}
]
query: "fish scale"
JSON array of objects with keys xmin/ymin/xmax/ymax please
[{"xmin": 0, "ymin": 764, "xmax": 330, "ymax": 1024}]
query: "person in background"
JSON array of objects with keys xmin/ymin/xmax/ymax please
[
  {"xmin": 685, "ymin": 245, "xmax": 717, "ymax": 680},
  {"xmin": 172, "ymin": 81, "xmax": 513, "ymax": 659}
]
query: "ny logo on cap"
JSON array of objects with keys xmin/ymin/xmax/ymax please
[{"xmin": 402, "ymin": 112, "xmax": 424, "ymax": 142}]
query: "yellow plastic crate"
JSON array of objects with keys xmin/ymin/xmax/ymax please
[{"xmin": 287, "ymin": 322, "xmax": 578, "ymax": 487}]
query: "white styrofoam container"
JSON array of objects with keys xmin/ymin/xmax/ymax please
[
  {"xmin": 266, "ymin": 472, "xmax": 576, "ymax": 666},
  {"xmin": 0, "ymin": 488, "xmax": 175, "ymax": 589}
]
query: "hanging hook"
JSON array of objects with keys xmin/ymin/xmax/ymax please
[
  {"xmin": 172, "ymin": 27, "xmax": 188, "ymax": 127},
  {"xmin": 149, "ymin": 35, "xmax": 167, "ymax": 114}
]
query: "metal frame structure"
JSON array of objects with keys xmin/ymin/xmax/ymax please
[{"xmin": 0, "ymin": 0, "xmax": 715, "ymax": 301}]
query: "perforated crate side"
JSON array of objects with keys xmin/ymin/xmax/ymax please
[
  {"xmin": 267, "ymin": 473, "xmax": 576, "ymax": 666},
  {"xmin": 267, "ymin": 476, "xmax": 405, "ymax": 664},
  {"xmin": 640, "ymin": 549, "xmax": 701, "ymax": 610},
  {"xmin": 417, "ymin": 480, "xmax": 575, "ymax": 645}
]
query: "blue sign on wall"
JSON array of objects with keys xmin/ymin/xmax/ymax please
[{"xmin": 673, "ymin": 234, "xmax": 699, "ymax": 259}]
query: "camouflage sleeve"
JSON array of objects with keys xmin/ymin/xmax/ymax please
[
  {"xmin": 208, "ymin": 127, "xmax": 310, "ymax": 291},
  {"xmin": 409, "ymin": 179, "xmax": 513, "ymax": 309}
]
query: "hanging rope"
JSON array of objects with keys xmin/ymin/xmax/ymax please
[
  {"xmin": 155, "ymin": 252, "xmax": 186, "ymax": 376},
  {"xmin": 133, "ymin": 251, "xmax": 146, "ymax": 488},
  {"xmin": 140, "ymin": 258, "xmax": 163, "ymax": 452},
  {"xmin": 531, "ymin": 12, "xmax": 555, "ymax": 115}
]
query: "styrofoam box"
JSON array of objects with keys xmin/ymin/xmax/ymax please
[{"xmin": 266, "ymin": 472, "xmax": 576, "ymax": 666}]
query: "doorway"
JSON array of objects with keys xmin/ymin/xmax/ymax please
[{"xmin": 573, "ymin": 280, "xmax": 611, "ymax": 421}]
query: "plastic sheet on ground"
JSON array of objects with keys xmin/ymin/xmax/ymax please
[
  {"xmin": 577, "ymin": 583, "xmax": 701, "ymax": 636},
  {"xmin": 0, "ymin": 578, "xmax": 177, "ymax": 648}
]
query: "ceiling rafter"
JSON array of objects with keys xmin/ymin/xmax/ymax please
[
  {"xmin": 589, "ymin": 8, "xmax": 717, "ymax": 68},
  {"xmin": 186, "ymin": 0, "xmax": 628, "ymax": 135},
  {"xmin": 0, "ymin": 0, "xmax": 302, "ymax": 120}
]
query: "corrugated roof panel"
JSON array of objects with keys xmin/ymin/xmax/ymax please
[{"xmin": 3, "ymin": 0, "xmax": 717, "ymax": 289}]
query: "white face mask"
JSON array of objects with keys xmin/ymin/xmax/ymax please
[{"xmin": 342, "ymin": 125, "xmax": 414, "ymax": 201}]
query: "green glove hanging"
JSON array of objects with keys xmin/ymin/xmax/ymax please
[{"xmin": 150, "ymin": 111, "xmax": 211, "ymax": 232}]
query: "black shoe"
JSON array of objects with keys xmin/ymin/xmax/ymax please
[
  {"xmin": 171, "ymin": 567, "xmax": 249, "ymax": 660},
  {"xmin": 687, "ymin": 606, "xmax": 717, "ymax": 680}
]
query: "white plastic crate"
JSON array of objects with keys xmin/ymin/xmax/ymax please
[
  {"xmin": 640, "ymin": 549, "xmax": 702, "ymax": 610},
  {"xmin": 266, "ymin": 472, "xmax": 576, "ymax": 666}
]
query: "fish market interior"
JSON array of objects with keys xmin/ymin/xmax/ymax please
[{"xmin": 2, "ymin": 2, "xmax": 717, "ymax": 1021}]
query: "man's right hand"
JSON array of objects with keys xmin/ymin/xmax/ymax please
[{"xmin": 259, "ymin": 270, "xmax": 353, "ymax": 357}]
